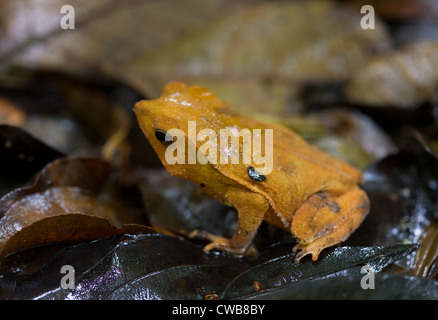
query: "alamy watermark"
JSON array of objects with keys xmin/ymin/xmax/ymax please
[
  {"xmin": 60, "ymin": 264, "xmax": 75, "ymax": 290},
  {"xmin": 360, "ymin": 5, "xmax": 375, "ymax": 30},
  {"xmin": 60, "ymin": 4, "xmax": 375, "ymax": 31},
  {"xmin": 360, "ymin": 263, "xmax": 375, "ymax": 289},
  {"xmin": 161, "ymin": 121, "xmax": 274, "ymax": 175},
  {"xmin": 60, "ymin": 5, "xmax": 75, "ymax": 29}
]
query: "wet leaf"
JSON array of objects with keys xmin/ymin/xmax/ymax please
[
  {"xmin": 1, "ymin": 232, "xmax": 416, "ymax": 300},
  {"xmin": 221, "ymin": 244, "xmax": 418, "ymax": 299},
  {"xmin": 250, "ymin": 274, "xmax": 438, "ymax": 300},
  {"xmin": 0, "ymin": 155, "xmax": 111, "ymax": 216},
  {"xmin": 136, "ymin": 168, "xmax": 237, "ymax": 239},
  {"xmin": 412, "ymin": 218, "xmax": 438, "ymax": 278},
  {"xmin": 106, "ymin": 265, "xmax": 224, "ymax": 300},
  {"xmin": 348, "ymin": 149, "xmax": 438, "ymax": 271},
  {"xmin": 0, "ymin": 156, "xmax": 154, "ymax": 259},
  {"xmin": 32, "ymin": 234, "xmax": 246, "ymax": 300},
  {"xmin": 1, "ymin": 234, "xmax": 142, "ymax": 298}
]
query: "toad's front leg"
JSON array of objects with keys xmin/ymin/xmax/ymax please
[{"xmin": 193, "ymin": 189, "xmax": 269, "ymax": 257}]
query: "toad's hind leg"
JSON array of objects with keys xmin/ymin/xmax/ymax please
[{"xmin": 291, "ymin": 187, "xmax": 370, "ymax": 262}]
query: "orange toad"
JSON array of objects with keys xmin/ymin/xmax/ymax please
[{"xmin": 134, "ymin": 82, "xmax": 370, "ymax": 262}]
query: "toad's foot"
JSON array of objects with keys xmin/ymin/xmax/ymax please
[
  {"xmin": 189, "ymin": 230, "xmax": 257, "ymax": 257},
  {"xmin": 292, "ymin": 243, "xmax": 323, "ymax": 263},
  {"xmin": 291, "ymin": 187, "xmax": 370, "ymax": 263}
]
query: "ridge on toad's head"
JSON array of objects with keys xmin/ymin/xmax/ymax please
[
  {"xmin": 134, "ymin": 81, "xmax": 236, "ymax": 136},
  {"xmin": 134, "ymin": 81, "xmax": 237, "ymax": 175}
]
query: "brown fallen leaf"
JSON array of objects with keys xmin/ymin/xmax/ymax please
[
  {"xmin": 346, "ymin": 40, "xmax": 438, "ymax": 108},
  {"xmin": 0, "ymin": 1, "xmax": 391, "ymax": 118},
  {"xmin": 412, "ymin": 218, "xmax": 438, "ymax": 278},
  {"xmin": 0, "ymin": 206, "xmax": 152, "ymax": 260},
  {"xmin": 0, "ymin": 0, "xmax": 235, "ymax": 72},
  {"xmin": 0, "ymin": 155, "xmax": 154, "ymax": 259},
  {"xmin": 123, "ymin": 1, "xmax": 391, "ymax": 116},
  {"xmin": 0, "ymin": 155, "xmax": 111, "ymax": 216}
]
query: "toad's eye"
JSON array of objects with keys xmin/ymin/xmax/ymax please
[{"xmin": 154, "ymin": 129, "xmax": 173, "ymax": 145}]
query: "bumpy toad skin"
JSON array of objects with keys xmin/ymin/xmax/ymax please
[{"xmin": 134, "ymin": 82, "xmax": 370, "ymax": 262}]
